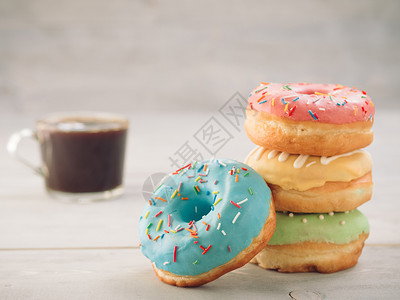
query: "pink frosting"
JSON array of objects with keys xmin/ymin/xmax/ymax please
[{"xmin": 248, "ymin": 83, "xmax": 375, "ymax": 124}]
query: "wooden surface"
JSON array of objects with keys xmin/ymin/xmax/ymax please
[{"xmin": 1, "ymin": 110, "xmax": 400, "ymax": 299}]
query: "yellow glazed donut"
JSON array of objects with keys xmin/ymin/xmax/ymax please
[
  {"xmin": 245, "ymin": 146, "xmax": 373, "ymax": 213},
  {"xmin": 245, "ymin": 83, "xmax": 375, "ymax": 156}
]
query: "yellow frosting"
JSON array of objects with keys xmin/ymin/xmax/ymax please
[{"xmin": 245, "ymin": 147, "xmax": 372, "ymax": 191}]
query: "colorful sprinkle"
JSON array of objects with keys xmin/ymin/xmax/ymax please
[
  {"xmin": 259, "ymin": 99, "xmax": 268, "ymax": 104},
  {"xmin": 217, "ymin": 160, "xmax": 226, "ymax": 167},
  {"xmin": 173, "ymin": 246, "xmax": 177, "ymax": 262},
  {"xmin": 308, "ymin": 110, "xmax": 318, "ymax": 120},
  {"xmin": 230, "ymin": 200, "xmax": 241, "ymax": 209},
  {"xmin": 193, "ymin": 260, "xmax": 199, "ymax": 265},
  {"xmin": 168, "ymin": 214, "xmax": 171, "ymax": 227},
  {"xmin": 228, "ymin": 245, "xmax": 231, "ymax": 252},
  {"xmin": 154, "ymin": 196, "xmax": 167, "ymax": 202},
  {"xmin": 155, "ymin": 211, "xmax": 163, "ymax": 217},
  {"xmin": 237, "ymin": 198, "xmax": 248, "ymax": 205},
  {"xmin": 255, "ymin": 86, "xmax": 268, "ymax": 93},
  {"xmin": 202, "ymin": 245, "xmax": 212, "ymax": 255},
  {"xmin": 156, "ymin": 219, "xmax": 163, "ymax": 231},
  {"xmin": 213, "ymin": 198, "xmax": 222, "ymax": 206},
  {"xmin": 244, "ymin": 172, "xmax": 249, "ymax": 177},
  {"xmin": 249, "ymin": 187, "xmax": 253, "ymax": 195},
  {"xmin": 293, "ymin": 97, "xmax": 299, "ymax": 102},
  {"xmin": 221, "ymin": 230, "xmax": 226, "ymax": 236},
  {"xmin": 217, "ymin": 223, "xmax": 221, "ymax": 230},
  {"xmin": 175, "ymin": 163, "xmax": 191, "ymax": 173},
  {"xmin": 284, "ymin": 103, "xmax": 289, "ymax": 112},
  {"xmin": 272, "ymin": 98, "xmax": 275, "ymax": 106},
  {"xmin": 185, "ymin": 228, "xmax": 196, "ymax": 234},
  {"xmin": 235, "ymin": 174, "xmax": 238, "ymax": 182},
  {"xmin": 153, "ymin": 235, "xmax": 160, "ymax": 241},
  {"xmin": 170, "ymin": 190, "xmax": 178, "ymax": 199},
  {"xmin": 232, "ymin": 212, "xmax": 241, "ymax": 224},
  {"xmin": 288, "ymin": 105, "xmax": 296, "ymax": 116},
  {"xmin": 153, "ymin": 184, "xmax": 163, "ymax": 193},
  {"xmin": 144, "ymin": 211, "xmax": 150, "ymax": 219}
]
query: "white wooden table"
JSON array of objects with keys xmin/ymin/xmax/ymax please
[{"xmin": 1, "ymin": 110, "xmax": 399, "ymax": 299}]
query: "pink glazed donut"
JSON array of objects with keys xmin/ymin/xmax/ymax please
[{"xmin": 245, "ymin": 83, "xmax": 375, "ymax": 156}]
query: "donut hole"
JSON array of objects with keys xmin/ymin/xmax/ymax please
[
  {"xmin": 174, "ymin": 187, "xmax": 214, "ymax": 223},
  {"xmin": 177, "ymin": 198, "xmax": 212, "ymax": 223}
]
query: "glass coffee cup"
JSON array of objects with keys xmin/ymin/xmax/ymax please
[{"xmin": 7, "ymin": 112, "xmax": 129, "ymax": 202}]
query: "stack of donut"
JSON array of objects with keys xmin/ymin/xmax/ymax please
[{"xmin": 244, "ymin": 82, "xmax": 375, "ymax": 273}]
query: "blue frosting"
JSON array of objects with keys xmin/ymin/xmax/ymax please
[{"xmin": 139, "ymin": 158, "xmax": 272, "ymax": 276}]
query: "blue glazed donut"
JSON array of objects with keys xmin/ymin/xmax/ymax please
[{"xmin": 139, "ymin": 158, "xmax": 276, "ymax": 286}]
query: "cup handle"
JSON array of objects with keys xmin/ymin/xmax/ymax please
[{"xmin": 7, "ymin": 128, "xmax": 43, "ymax": 176}]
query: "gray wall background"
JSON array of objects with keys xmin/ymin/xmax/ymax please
[{"xmin": 1, "ymin": 0, "xmax": 399, "ymax": 115}]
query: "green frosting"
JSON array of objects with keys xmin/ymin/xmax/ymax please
[{"xmin": 269, "ymin": 209, "xmax": 369, "ymax": 245}]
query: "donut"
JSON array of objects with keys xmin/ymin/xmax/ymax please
[
  {"xmin": 245, "ymin": 83, "xmax": 375, "ymax": 156},
  {"xmin": 245, "ymin": 146, "xmax": 373, "ymax": 213},
  {"xmin": 139, "ymin": 159, "xmax": 276, "ymax": 287},
  {"xmin": 251, "ymin": 210, "xmax": 369, "ymax": 273}
]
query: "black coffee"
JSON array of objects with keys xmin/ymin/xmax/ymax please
[{"xmin": 39, "ymin": 118, "xmax": 128, "ymax": 193}]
